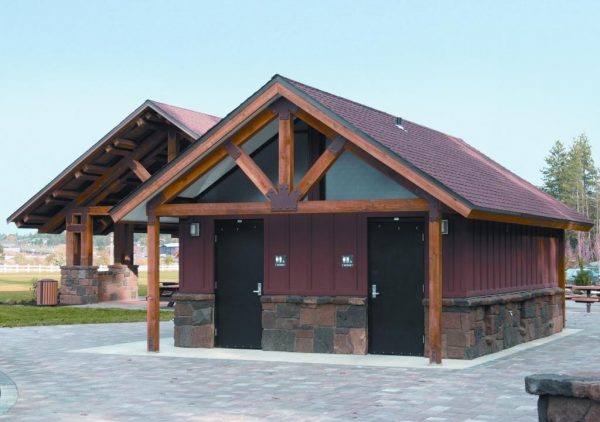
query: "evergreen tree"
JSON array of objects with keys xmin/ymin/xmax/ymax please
[{"xmin": 542, "ymin": 140, "xmax": 570, "ymax": 202}]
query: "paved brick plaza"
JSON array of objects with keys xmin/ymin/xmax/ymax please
[{"xmin": 0, "ymin": 301, "xmax": 597, "ymax": 421}]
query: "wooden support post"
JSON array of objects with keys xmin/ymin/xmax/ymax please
[
  {"xmin": 147, "ymin": 213, "xmax": 160, "ymax": 352},
  {"xmin": 558, "ymin": 230, "xmax": 566, "ymax": 327},
  {"xmin": 278, "ymin": 112, "xmax": 294, "ymax": 191},
  {"xmin": 113, "ymin": 223, "xmax": 134, "ymax": 265},
  {"xmin": 80, "ymin": 210, "xmax": 93, "ymax": 266},
  {"xmin": 65, "ymin": 214, "xmax": 78, "ymax": 266},
  {"xmin": 168, "ymin": 129, "xmax": 178, "ymax": 163},
  {"xmin": 428, "ymin": 200, "xmax": 443, "ymax": 364}
]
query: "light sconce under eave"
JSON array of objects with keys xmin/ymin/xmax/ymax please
[{"xmin": 190, "ymin": 222, "xmax": 201, "ymax": 237}]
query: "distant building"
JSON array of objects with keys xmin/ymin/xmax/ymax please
[{"xmin": 160, "ymin": 243, "xmax": 179, "ymax": 257}]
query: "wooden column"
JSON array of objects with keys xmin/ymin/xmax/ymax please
[
  {"xmin": 147, "ymin": 214, "xmax": 160, "ymax": 352},
  {"xmin": 278, "ymin": 111, "xmax": 294, "ymax": 191},
  {"xmin": 558, "ymin": 230, "xmax": 566, "ymax": 327},
  {"xmin": 167, "ymin": 129, "xmax": 178, "ymax": 163},
  {"xmin": 80, "ymin": 211, "xmax": 93, "ymax": 266},
  {"xmin": 65, "ymin": 214, "xmax": 79, "ymax": 266},
  {"xmin": 113, "ymin": 223, "xmax": 135, "ymax": 265},
  {"xmin": 428, "ymin": 200, "xmax": 443, "ymax": 364}
]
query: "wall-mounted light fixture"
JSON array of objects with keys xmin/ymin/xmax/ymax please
[
  {"xmin": 190, "ymin": 222, "xmax": 200, "ymax": 237},
  {"xmin": 441, "ymin": 219, "xmax": 449, "ymax": 235}
]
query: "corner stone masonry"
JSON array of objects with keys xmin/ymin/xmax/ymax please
[
  {"xmin": 425, "ymin": 287, "xmax": 564, "ymax": 359},
  {"xmin": 173, "ymin": 293, "xmax": 215, "ymax": 348},
  {"xmin": 59, "ymin": 266, "xmax": 99, "ymax": 305},
  {"xmin": 261, "ymin": 296, "xmax": 367, "ymax": 354},
  {"xmin": 525, "ymin": 373, "xmax": 600, "ymax": 421},
  {"xmin": 98, "ymin": 264, "xmax": 138, "ymax": 301}
]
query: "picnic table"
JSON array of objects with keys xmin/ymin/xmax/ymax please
[
  {"xmin": 159, "ymin": 282, "xmax": 179, "ymax": 307},
  {"xmin": 571, "ymin": 285, "xmax": 600, "ymax": 313}
]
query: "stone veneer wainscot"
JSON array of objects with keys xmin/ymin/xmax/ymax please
[
  {"xmin": 173, "ymin": 293, "xmax": 215, "ymax": 348},
  {"xmin": 424, "ymin": 287, "xmax": 564, "ymax": 359},
  {"xmin": 261, "ymin": 296, "xmax": 367, "ymax": 354}
]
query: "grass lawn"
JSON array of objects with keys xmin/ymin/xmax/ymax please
[
  {"xmin": 0, "ymin": 270, "xmax": 179, "ymax": 303},
  {"xmin": 0, "ymin": 305, "xmax": 173, "ymax": 327}
]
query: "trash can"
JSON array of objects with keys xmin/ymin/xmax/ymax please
[{"xmin": 36, "ymin": 279, "xmax": 58, "ymax": 306}]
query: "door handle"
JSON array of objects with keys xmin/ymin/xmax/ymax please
[
  {"xmin": 253, "ymin": 282, "xmax": 262, "ymax": 296},
  {"xmin": 371, "ymin": 284, "xmax": 380, "ymax": 299}
]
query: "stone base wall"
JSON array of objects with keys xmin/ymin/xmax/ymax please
[
  {"xmin": 173, "ymin": 293, "xmax": 215, "ymax": 348},
  {"xmin": 526, "ymin": 373, "xmax": 600, "ymax": 421},
  {"xmin": 98, "ymin": 264, "xmax": 138, "ymax": 301},
  {"xmin": 261, "ymin": 296, "xmax": 367, "ymax": 354},
  {"xmin": 59, "ymin": 266, "xmax": 99, "ymax": 305},
  {"xmin": 425, "ymin": 288, "xmax": 564, "ymax": 359}
]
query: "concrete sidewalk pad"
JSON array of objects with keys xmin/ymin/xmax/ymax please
[{"xmin": 72, "ymin": 328, "xmax": 580, "ymax": 370}]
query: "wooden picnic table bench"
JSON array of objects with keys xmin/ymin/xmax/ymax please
[{"xmin": 571, "ymin": 285, "xmax": 600, "ymax": 313}]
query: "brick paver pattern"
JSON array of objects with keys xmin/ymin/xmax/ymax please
[{"xmin": 0, "ymin": 301, "xmax": 597, "ymax": 421}]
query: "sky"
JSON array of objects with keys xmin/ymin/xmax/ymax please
[{"xmin": 1, "ymin": 1, "xmax": 599, "ymax": 234}]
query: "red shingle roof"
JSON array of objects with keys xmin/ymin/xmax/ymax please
[
  {"xmin": 151, "ymin": 101, "xmax": 221, "ymax": 138},
  {"xmin": 282, "ymin": 77, "xmax": 589, "ymax": 225}
]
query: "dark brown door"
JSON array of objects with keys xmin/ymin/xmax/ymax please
[
  {"xmin": 368, "ymin": 218, "xmax": 425, "ymax": 356},
  {"xmin": 215, "ymin": 219, "xmax": 263, "ymax": 349}
]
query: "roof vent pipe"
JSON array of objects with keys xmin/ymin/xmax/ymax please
[{"xmin": 395, "ymin": 117, "xmax": 406, "ymax": 131}]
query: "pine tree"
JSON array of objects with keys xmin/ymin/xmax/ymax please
[{"xmin": 542, "ymin": 140, "xmax": 570, "ymax": 202}]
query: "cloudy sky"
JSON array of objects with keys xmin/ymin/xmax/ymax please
[{"xmin": 1, "ymin": 1, "xmax": 599, "ymax": 233}]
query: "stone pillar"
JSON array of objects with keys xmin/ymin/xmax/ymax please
[
  {"xmin": 261, "ymin": 296, "xmax": 367, "ymax": 354},
  {"xmin": 172, "ymin": 293, "xmax": 215, "ymax": 348},
  {"xmin": 59, "ymin": 266, "xmax": 99, "ymax": 305},
  {"xmin": 525, "ymin": 374, "xmax": 600, "ymax": 421},
  {"xmin": 98, "ymin": 264, "xmax": 139, "ymax": 301}
]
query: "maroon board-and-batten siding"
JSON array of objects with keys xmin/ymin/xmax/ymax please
[{"xmin": 178, "ymin": 214, "xmax": 560, "ymax": 298}]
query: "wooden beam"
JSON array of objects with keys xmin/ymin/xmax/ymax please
[
  {"xmin": 468, "ymin": 209, "xmax": 593, "ymax": 232},
  {"xmin": 167, "ymin": 130, "xmax": 178, "ymax": 163},
  {"xmin": 44, "ymin": 197, "xmax": 70, "ymax": 206},
  {"xmin": 83, "ymin": 164, "xmax": 108, "ymax": 175},
  {"xmin": 114, "ymin": 138, "xmax": 136, "ymax": 150},
  {"xmin": 129, "ymin": 160, "xmax": 152, "ymax": 182},
  {"xmin": 66, "ymin": 224, "xmax": 85, "ymax": 232},
  {"xmin": 147, "ymin": 214, "xmax": 160, "ymax": 352},
  {"xmin": 155, "ymin": 109, "xmax": 278, "ymax": 206},
  {"xmin": 155, "ymin": 198, "xmax": 429, "ymax": 217},
  {"xmin": 52, "ymin": 190, "xmax": 79, "ymax": 200},
  {"xmin": 105, "ymin": 145, "xmax": 130, "ymax": 157},
  {"xmin": 74, "ymin": 171, "xmax": 100, "ymax": 181},
  {"xmin": 22, "ymin": 215, "xmax": 48, "ymax": 224},
  {"xmin": 80, "ymin": 211, "xmax": 93, "ymax": 266},
  {"xmin": 88, "ymin": 206, "xmax": 112, "ymax": 216},
  {"xmin": 296, "ymin": 136, "xmax": 346, "ymax": 199},
  {"xmin": 278, "ymin": 115, "xmax": 294, "ymax": 191},
  {"xmin": 294, "ymin": 108, "xmax": 338, "ymax": 140},
  {"xmin": 558, "ymin": 230, "xmax": 566, "ymax": 327},
  {"xmin": 277, "ymin": 83, "xmax": 473, "ymax": 218},
  {"xmin": 428, "ymin": 199, "xmax": 443, "ymax": 364},
  {"xmin": 41, "ymin": 130, "xmax": 166, "ymax": 233},
  {"xmin": 110, "ymin": 84, "xmax": 280, "ymax": 222},
  {"xmin": 224, "ymin": 142, "xmax": 276, "ymax": 198}
]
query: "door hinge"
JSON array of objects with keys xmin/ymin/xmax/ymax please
[
  {"xmin": 214, "ymin": 281, "xmax": 218, "ymax": 290},
  {"xmin": 422, "ymin": 284, "xmax": 424, "ymax": 293},
  {"xmin": 422, "ymin": 233, "xmax": 425, "ymax": 242},
  {"xmin": 422, "ymin": 335, "xmax": 425, "ymax": 344},
  {"xmin": 214, "ymin": 328, "xmax": 218, "ymax": 336},
  {"xmin": 214, "ymin": 234, "xmax": 218, "ymax": 243}
]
